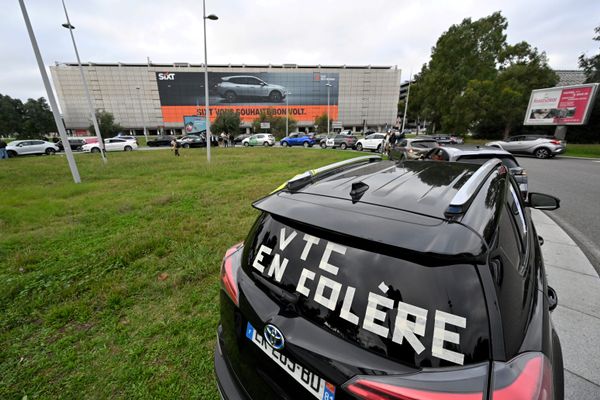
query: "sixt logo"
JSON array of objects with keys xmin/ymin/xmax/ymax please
[{"xmin": 158, "ymin": 72, "xmax": 175, "ymax": 80}]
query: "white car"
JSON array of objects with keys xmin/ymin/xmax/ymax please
[
  {"xmin": 242, "ymin": 134, "xmax": 275, "ymax": 147},
  {"xmin": 356, "ymin": 133, "xmax": 386, "ymax": 152},
  {"xmin": 82, "ymin": 138, "xmax": 138, "ymax": 153},
  {"xmin": 6, "ymin": 140, "xmax": 59, "ymax": 157}
]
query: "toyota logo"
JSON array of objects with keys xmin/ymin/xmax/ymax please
[{"xmin": 263, "ymin": 324, "xmax": 285, "ymax": 350}]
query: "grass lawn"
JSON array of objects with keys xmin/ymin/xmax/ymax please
[{"xmin": 0, "ymin": 147, "xmax": 358, "ymax": 399}]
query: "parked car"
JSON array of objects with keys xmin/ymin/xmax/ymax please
[
  {"xmin": 56, "ymin": 138, "xmax": 86, "ymax": 152},
  {"xmin": 146, "ymin": 136, "xmax": 175, "ymax": 147},
  {"xmin": 356, "ymin": 133, "xmax": 386, "ymax": 152},
  {"xmin": 486, "ymin": 135, "xmax": 566, "ymax": 159},
  {"xmin": 216, "ymin": 75, "xmax": 287, "ymax": 103},
  {"xmin": 431, "ymin": 135, "xmax": 464, "ymax": 145},
  {"xmin": 82, "ymin": 138, "xmax": 137, "ymax": 153},
  {"xmin": 177, "ymin": 135, "xmax": 206, "ymax": 148},
  {"xmin": 389, "ymin": 137, "xmax": 439, "ymax": 160},
  {"xmin": 321, "ymin": 134, "xmax": 358, "ymax": 150},
  {"xmin": 280, "ymin": 132, "xmax": 315, "ymax": 148},
  {"xmin": 233, "ymin": 134, "xmax": 251, "ymax": 145},
  {"xmin": 422, "ymin": 145, "xmax": 529, "ymax": 198},
  {"xmin": 242, "ymin": 134, "xmax": 275, "ymax": 147},
  {"xmin": 215, "ymin": 156, "xmax": 564, "ymax": 400},
  {"xmin": 6, "ymin": 140, "xmax": 59, "ymax": 157}
]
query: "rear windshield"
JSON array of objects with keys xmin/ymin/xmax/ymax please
[
  {"xmin": 242, "ymin": 213, "xmax": 491, "ymax": 368},
  {"xmin": 456, "ymin": 155, "xmax": 518, "ymax": 169},
  {"xmin": 412, "ymin": 140, "xmax": 438, "ymax": 148}
]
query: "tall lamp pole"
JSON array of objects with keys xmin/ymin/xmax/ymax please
[
  {"xmin": 135, "ymin": 87, "xmax": 147, "ymax": 140},
  {"xmin": 285, "ymin": 91, "xmax": 292, "ymax": 136},
  {"xmin": 401, "ymin": 70, "xmax": 412, "ymax": 133},
  {"xmin": 19, "ymin": 0, "xmax": 81, "ymax": 183},
  {"xmin": 61, "ymin": 0, "xmax": 106, "ymax": 163},
  {"xmin": 326, "ymin": 83, "xmax": 332, "ymax": 134},
  {"xmin": 203, "ymin": 0, "xmax": 218, "ymax": 163}
]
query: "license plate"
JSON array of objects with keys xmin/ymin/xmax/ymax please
[{"xmin": 245, "ymin": 322, "xmax": 336, "ymax": 400}]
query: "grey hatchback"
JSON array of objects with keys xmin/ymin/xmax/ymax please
[{"xmin": 486, "ymin": 135, "xmax": 566, "ymax": 159}]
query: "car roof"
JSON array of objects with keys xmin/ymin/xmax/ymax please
[
  {"xmin": 254, "ymin": 159, "xmax": 502, "ymax": 258},
  {"xmin": 438, "ymin": 145, "xmax": 515, "ymax": 158},
  {"xmin": 221, "ymin": 75, "xmax": 259, "ymax": 80}
]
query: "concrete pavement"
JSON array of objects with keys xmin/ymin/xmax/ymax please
[{"xmin": 531, "ymin": 209, "xmax": 600, "ymax": 400}]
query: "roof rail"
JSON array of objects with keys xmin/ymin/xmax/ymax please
[
  {"xmin": 286, "ymin": 155, "xmax": 381, "ymax": 191},
  {"xmin": 445, "ymin": 158, "xmax": 503, "ymax": 216}
]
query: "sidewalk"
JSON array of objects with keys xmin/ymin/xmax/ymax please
[{"xmin": 531, "ymin": 209, "xmax": 600, "ymax": 400}]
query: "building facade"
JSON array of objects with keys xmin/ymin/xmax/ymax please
[{"xmin": 50, "ymin": 63, "xmax": 402, "ymax": 135}]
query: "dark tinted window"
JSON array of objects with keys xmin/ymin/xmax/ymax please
[
  {"xmin": 412, "ymin": 140, "xmax": 438, "ymax": 148},
  {"xmin": 456, "ymin": 155, "xmax": 519, "ymax": 169}
]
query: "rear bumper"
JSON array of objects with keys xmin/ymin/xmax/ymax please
[
  {"xmin": 214, "ymin": 330, "xmax": 250, "ymax": 400},
  {"xmin": 553, "ymin": 147, "xmax": 566, "ymax": 155}
]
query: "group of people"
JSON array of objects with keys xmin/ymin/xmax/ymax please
[
  {"xmin": 219, "ymin": 132, "xmax": 235, "ymax": 148},
  {"xmin": 382, "ymin": 130, "xmax": 405, "ymax": 155}
]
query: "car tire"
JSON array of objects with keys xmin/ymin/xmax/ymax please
[
  {"xmin": 320, "ymin": 142, "xmax": 327, "ymax": 149},
  {"xmin": 376, "ymin": 144, "xmax": 382, "ymax": 153},
  {"xmin": 356, "ymin": 143, "xmax": 363, "ymax": 151},
  {"xmin": 183, "ymin": 143, "xmax": 190, "ymax": 149},
  {"xmin": 263, "ymin": 141, "xmax": 269, "ymax": 147},
  {"xmin": 7, "ymin": 150, "xmax": 17, "ymax": 158},
  {"xmin": 91, "ymin": 147, "xmax": 101, "ymax": 153},
  {"xmin": 534, "ymin": 147, "xmax": 551, "ymax": 159},
  {"xmin": 303, "ymin": 141, "xmax": 309, "ymax": 148},
  {"xmin": 225, "ymin": 91, "xmax": 237, "ymax": 102},
  {"xmin": 340, "ymin": 143, "xmax": 347, "ymax": 150},
  {"xmin": 124, "ymin": 145, "xmax": 132, "ymax": 151},
  {"xmin": 45, "ymin": 148, "xmax": 56, "ymax": 155},
  {"xmin": 269, "ymin": 91, "xmax": 282, "ymax": 102},
  {"xmin": 243, "ymin": 142, "xmax": 249, "ymax": 147},
  {"xmin": 282, "ymin": 141, "xmax": 289, "ymax": 147}
]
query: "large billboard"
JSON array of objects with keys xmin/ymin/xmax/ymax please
[
  {"xmin": 523, "ymin": 83, "xmax": 599, "ymax": 125},
  {"xmin": 156, "ymin": 71, "xmax": 339, "ymax": 123}
]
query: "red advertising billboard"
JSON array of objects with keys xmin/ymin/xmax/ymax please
[{"xmin": 524, "ymin": 83, "xmax": 599, "ymax": 125}]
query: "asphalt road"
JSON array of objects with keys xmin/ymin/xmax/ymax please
[{"xmin": 517, "ymin": 156, "xmax": 600, "ymax": 273}]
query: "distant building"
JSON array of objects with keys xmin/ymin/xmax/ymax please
[{"xmin": 554, "ymin": 70, "xmax": 587, "ymax": 87}]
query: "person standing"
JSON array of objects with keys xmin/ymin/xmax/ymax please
[
  {"xmin": 0, "ymin": 138, "xmax": 7, "ymax": 159},
  {"xmin": 171, "ymin": 138, "xmax": 180, "ymax": 156},
  {"xmin": 221, "ymin": 132, "xmax": 228, "ymax": 147}
]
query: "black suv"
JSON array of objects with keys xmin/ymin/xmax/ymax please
[{"xmin": 215, "ymin": 156, "xmax": 564, "ymax": 400}]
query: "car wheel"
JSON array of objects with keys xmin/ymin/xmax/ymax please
[
  {"xmin": 356, "ymin": 143, "xmax": 363, "ymax": 151},
  {"xmin": 340, "ymin": 143, "xmax": 347, "ymax": 150},
  {"xmin": 320, "ymin": 142, "xmax": 327, "ymax": 149},
  {"xmin": 269, "ymin": 91, "xmax": 282, "ymax": 102},
  {"xmin": 124, "ymin": 145, "xmax": 132, "ymax": 151},
  {"xmin": 282, "ymin": 141, "xmax": 289, "ymax": 147},
  {"xmin": 263, "ymin": 141, "xmax": 269, "ymax": 147},
  {"xmin": 534, "ymin": 147, "xmax": 550, "ymax": 159},
  {"xmin": 243, "ymin": 142, "xmax": 249, "ymax": 147},
  {"xmin": 91, "ymin": 147, "xmax": 101, "ymax": 153},
  {"xmin": 7, "ymin": 150, "xmax": 17, "ymax": 158},
  {"xmin": 225, "ymin": 91, "xmax": 237, "ymax": 102},
  {"xmin": 45, "ymin": 148, "xmax": 56, "ymax": 155},
  {"xmin": 376, "ymin": 144, "xmax": 382, "ymax": 153},
  {"xmin": 183, "ymin": 143, "xmax": 190, "ymax": 149},
  {"xmin": 303, "ymin": 141, "xmax": 309, "ymax": 148}
]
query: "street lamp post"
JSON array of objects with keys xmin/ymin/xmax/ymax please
[
  {"xmin": 135, "ymin": 87, "xmax": 147, "ymax": 140},
  {"xmin": 326, "ymin": 83, "xmax": 332, "ymax": 134},
  {"xmin": 285, "ymin": 91, "xmax": 292, "ymax": 136},
  {"xmin": 61, "ymin": 0, "xmax": 106, "ymax": 163},
  {"xmin": 203, "ymin": 0, "xmax": 218, "ymax": 163},
  {"xmin": 18, "ymin": 0, "xmax": 81, "ymax": 183}
]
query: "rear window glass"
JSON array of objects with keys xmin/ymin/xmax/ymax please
[
  {"xmin": 412, "ymin": 140, "xmax": 438, "ymax": 148},
  {"xmin": 456, "ymin": 156, "xmax": 518, "ymax": 169}
]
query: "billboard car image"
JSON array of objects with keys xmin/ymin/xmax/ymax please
[{"xmin": 156, "ymin": 71, "xmax": 339, "ymax": 123}]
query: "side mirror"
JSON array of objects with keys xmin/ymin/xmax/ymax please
[
  {"xmin": 526, "ymin": 192, "xmax": 560, "ymax": 210},
  {"xmin": 548, "ymin": 286, "xmax": 558, "ymax": 311}
]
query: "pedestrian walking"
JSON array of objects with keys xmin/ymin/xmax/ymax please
[
  {"xmin": 171, "ymin": 138, "xmax": 180, "ymax": 156},
  {"xmin": 221, "ymin": 132, "xmax": 228, "ymax": 147},
  {"xmin": 0, "ymin": 138, "xmax": 7, "ymax": 159}
]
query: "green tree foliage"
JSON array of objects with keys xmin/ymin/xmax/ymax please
[
  {"xmin": 251, "ymin": 109, "xmax": 296, "ymax": 138},
  {"xmin": 314, "ymin": 113, "xmax": 332, "ymax": 133},
  {"xmin": 0, "ymin": 94, "xmax": 56, "ymax": 139},
  {"xmin": 410, "ymin": 12, "xmax": 558, "ymax": 138},
  {"xmin": 457, "ymin": 42, "xmax": 557, "ymax": 138},
  {"xmin": 579, "ymin": 25, "xmax": 600, "ymax": 83},
  {"xmin": 211, "ymin": 110, "xmax": 241, "ymax": 135},
  {"xmin": 90, "ymin": 110, "xmax": 123, "ymax": 139}
]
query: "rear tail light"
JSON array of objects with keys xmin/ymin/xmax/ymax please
[
  {"xmin": 550, "ymin": 140, "xmax": 561, "ymax": 145},
  {"xmin": 344, "ymin": 353, "xmax": 552, "ymax": 400},
  {"xmin": 220, "ymin": 242, "xmax": 244, "ymax": 306}
]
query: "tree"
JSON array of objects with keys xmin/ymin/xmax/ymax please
[
  {"xmin": 0, "ymin": 94, "xmax": 24, "ymax": 136},
  {"xmin": 579, "ymin": 25, "xmax": 600, "ymax": 83},
  {"xmin": 251, "ymin": 109, "xmax": 296, "ymax": 138},
  {"xmin": 212, "ymin": 110, "xmax": 241, "ymax": 135},
  {"xmin": 90, "ymin": 110, "xmax": 123, "ymax": 139},
  {"xmin": 314, "ymin": 113, "xmax": 332, "ymax": 133},
  {"xmin": 19, "ymin": 97, "xmax": 56, "ymax": 139},
  {"xmin": 457, "ymin": 42, "xmax": 558, "ymax": 138}
]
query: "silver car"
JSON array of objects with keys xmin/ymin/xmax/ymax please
[
  {"xmin": 217, "ymin": 76, "xmax": 287, "ymax": 103},
  {"xmin": 486, "ymin": 135, "xmax": 566, "ymax": 159}
]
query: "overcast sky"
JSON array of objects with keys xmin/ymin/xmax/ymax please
[{"xmin": 2, "ymin": 0, "xmax": 598, "ymax": 101}]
